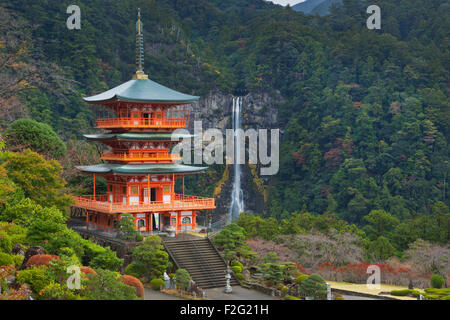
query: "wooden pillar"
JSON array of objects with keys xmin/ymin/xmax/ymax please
[
  {"xmin": 192, "ymin": 211, "xmax": 197, "ymax": 230},
  {"xmin": 126, "ymin": 179, "xmax": 129, "ymax": 205},
  {"xmin": 177, "ymin": 211, "xmax": 181, "ymax": 231},
  {"xmin": 93, "ymin": 173, "xmax": 96, "ymax": 199},
  {"xmin": 147, "ymin": 174, "xmax": 150, "ymax": 203},
  {"xmin": 86, "ymin": 211, "xmax": 89, "ymax": 232},
  {"xmin": 172, "ymin": 173, "xmax": 175, "ymax": 202},
  {"xmin": 150, "ymin": 212, "xmax": 153, "ymax": 233}
]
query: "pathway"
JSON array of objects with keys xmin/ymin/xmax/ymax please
[{"xmin": 144, "ymin": 286, "xmax": 280, "ymax": 300}]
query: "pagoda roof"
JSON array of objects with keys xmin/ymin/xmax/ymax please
[
  {"xmin": 83, "ymin": 78, "xmax": 199, "ymax": 104},
  {"xmin": 84, "ymin": 133, "xmax": 194, "ymax": 141},
  {"xmin": 76, "ymin": 163, "xmax": 208, "ymax": 175}
]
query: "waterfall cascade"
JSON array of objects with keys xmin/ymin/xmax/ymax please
[{"xmin": 229, "ymin": 96, "xmax": 244, "ymax": 224}]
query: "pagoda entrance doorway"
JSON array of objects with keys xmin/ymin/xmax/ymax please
[
  {"xmin": 152, "ymin": 213, "xmax": 161, "ymax": 231},
  {"xmin": 143, "ymin": 188, "xmax": 157, "ymax": 203}
]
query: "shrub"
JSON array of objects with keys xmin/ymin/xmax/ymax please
[
  {"xmin": 390, "ymin": 289, "xmax": 421, "ymax": 297},
  {"xmin": 284, "ymin": 295, "xmax": 301, "ymax": 300},
  {"xmin": 12, "ymin": 254, "xmax": 24, "ymax": 267},
  {"xmin": 262, "ymin": 252, "xmax": 280, "ymax": 263},
  {"xmin": 175, "ymin": 269, "xmax": 191, "ymax": 290},
  {"xmin": 80, "ymin": 266, "xmax": 97, "ymax": 276},
  {"xmin": 336, "ymin": 296, "xmax": 345, "ymax": 300},
  {"xmin": 5, "ymin": 118, "xmax": 67, "ymax": 158},
  {"xmin": 17, "ymin": 265, "xmax": 50, "ymax": 295},
  {"xmin": 424, "ymin": 288, "xmax": 450, "ymax": 295},
  {"xmin": 150, "ymin": 278, "xmax": 165, "ymax": 290},
  {"xmin": 124, "ymin": 262, "xmax": 146, "ymax": 280},
  {"xmin": 81, "ymin": 240, "xmax": 105, "ymax": 265},
  {"xmin": 264, "ymin": 280, "xmax": 274, "ymax": 288},
  {"xmin": 25, "ymin": 254, "xmax": 61, "ymax": 268},
  {"xmin": 424, "ymin": 294, "xmax": 440, "ymax": 300},
  {"xmin": 89, "ymin": 248, "xmax": 123, "ymax": 271},
  {"xmin": 299, "ymin": 273, "xmax": 328, "ymax": 300},
  {"xmin": 390, "ymin": 289, "xmax": 411, "ymax": 296},
  {"xmin": 0, "ymin": 252, "xmax": 14, "ymax": 266},
  {"xmin": 121, "ymin": 274, "xmax": 145, "ymax": 298},
  {"xmin": 281, "ymin": 286, "xmax": 289, "ymax": 296},
  {"xmin": 235, "ymin": 273, "xmax": 244, "ymax": 281},
  {"xmin": 430, "ymin": 274, "xmax": 445, "ymax": 289},
  {"xmin": 231, "ymin": 260, "xmax": 243, "ymax": 268},
  {"xmin": 81, "ymin": 269, "xmax": 139, "ymax": 300},
  {"xmin": 118, "ymin": 213, "xmax": 137, "ymax": 240},
  {"xmin": 127, "ymin": 236, "xmax": 168, "ymax": 282},
  {"xmin": 135, "ymin": 233, "xmax": 144, "ymax": 242},
  {"xmin": 296, "ymin": 273, "xmax": 309, "ymax": 285},
  {"xmin": 0, "ymin": 232, "xmax": 13, "ymax": 252},
  {"xmin": 39, "ymin": 281, "xmax": 80, "ymax": 300},
  {"xmin": 231, "ymin": 265, "xmax": 243, "ymax": 274}
]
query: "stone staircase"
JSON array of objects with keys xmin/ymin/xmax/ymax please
[{"xmin": 163, "ymin": 238, "xmax": 239, "ymax": 289}]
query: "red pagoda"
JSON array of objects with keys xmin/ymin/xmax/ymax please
[{"xmin": 73, "ymin": 10, "xmax": 215, "ymax": 234}]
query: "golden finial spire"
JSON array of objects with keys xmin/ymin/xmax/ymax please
[{"xmin": 133, "ymin": 8, "xmax": 148, "ymax": 79}]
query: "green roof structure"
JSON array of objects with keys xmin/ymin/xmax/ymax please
[
  {"xmin": 76, "ymin": 163, "xmax": 208, "ymax": 175},
  {"xmin": 83, "ymin": 78, "xmax": 199, "ymax": 104}
]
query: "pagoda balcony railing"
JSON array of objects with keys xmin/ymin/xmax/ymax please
[
  {"xmin": 95, "ymin": 117, "xmax": 187, "ymax": 129},
  {"xmin": 72, "ymin": 194, "xmax": 215, "ymax": 214},
  {"xmin": 101, "ymin": 152, "xmax": 181, "ymax": 162}
]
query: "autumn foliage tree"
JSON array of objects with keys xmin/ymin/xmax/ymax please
[{"xmin": 0, "ymin": 149, "xmax": 72, "ymax": 211}]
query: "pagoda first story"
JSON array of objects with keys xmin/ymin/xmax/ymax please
[{"xmin": 74, "ymin": 168, "xmax": 215, "ymax": 234}]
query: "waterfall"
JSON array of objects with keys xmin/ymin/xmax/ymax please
[{"xmin": 229, "ymin": 96, "xmax": 244, "ymax": 224}]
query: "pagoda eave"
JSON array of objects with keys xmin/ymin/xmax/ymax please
[
  {"xmin": 82, "ymin": 78, "xmax": 200, "ymax": 105},
  {"xmin": 75, "ymin": 164, "xmax": 208, "ymax": 175}
]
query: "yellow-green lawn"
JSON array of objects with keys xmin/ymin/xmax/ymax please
[{"xmin": 327, "ymin": 281, "xmax": 424, "ymax": 300}]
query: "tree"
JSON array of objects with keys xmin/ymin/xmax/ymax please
[
  {"xmin": 299, "ymin": 273, "xmax": 328, "ymax": 300},
  {"xmin": 363, "ymin": 210, "xmax": 399, "ymax": 239},
  {"xmin": 0, "ymin": 165, "xmax": 21, "ymax": 211},
  {"xmin": 4, "ymin": 119, "xmax": 66, "ymax": 158},
  {"xmin": 117, "ymin": 213, "xmax": 137, "ymax": 240},
  {"xmin": 0, "ymin": 150, "xmax": 72, "ymax": 211},
  {"xmin": 89, "ymin": 248, "xmax": 123, "ymax": 272},
  {"xmin": 366, "ymin": 236, "xmax": 396, "ymax": 262},
  {"xmin": 125, "ymin": 235, "xmax": 169, "ymax": 282},
  {"xmin": 81, "ymin": 269, "xmax": 139, "ymax": 300},
  {"xmin": 175, "ymin": 269, "xmax": 191, "ymax": 290},
  {"xmin": 214, "ymin": 223, "xmax": 247, "ymax": 253},
  {"xmin": 405, "ymin": 239, "xmax": 450, "ymax": 278}
]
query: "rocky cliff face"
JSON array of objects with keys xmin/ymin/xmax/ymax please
[{"xmin": 187, "ymin": 90, "xmax": 282, "ymax": 221}]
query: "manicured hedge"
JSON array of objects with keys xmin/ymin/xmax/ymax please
[
  {"xmin": 285, "ymin": 295, "xmax": 301, "ymax": 300},
  {"xmin": 390, "ymin": 289, "xmax": 421, "ymax": 297},
  {"xmin": 150, "ymin": 278, "xmax": 165, "ymax": 290}
]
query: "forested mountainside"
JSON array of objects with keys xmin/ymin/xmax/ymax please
[
  {"xmin": 0, "ymin": 0, "xmax": 449, "ymax": 230},
  {"xmin": 292, "ymin": 0, "xmax": 342, "ymax": 15}
]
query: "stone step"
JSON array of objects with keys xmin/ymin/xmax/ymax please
[{"xmin": 163, "ymin": 238, "xmax": 237, "ymax": 288}]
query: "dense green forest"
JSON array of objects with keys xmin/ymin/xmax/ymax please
[{"xmin": 0, "ymin": 0, "xmax": 449, "ymax": 234}]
